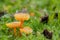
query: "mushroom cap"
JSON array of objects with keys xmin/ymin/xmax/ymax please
[
  {"xmin": 6, "ymin": 22, "xmax": 21, "ymax": 28},
  {"xmin": 14, "ymin": 13, "xmax": 30, "ymax": 21},
  {"xmin": 20, "ymin": 27, "xmax": 33, "ymax": 34}
]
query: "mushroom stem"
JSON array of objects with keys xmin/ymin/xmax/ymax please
[
  {"xmin": 20, "ymin": 20, "xmax": 24, "ymax": 28},
  {"xmin": 14, "ymin": 28, "xmax": 16, "ymax": 36},
  {"xmin": 19, "ymin": 29, "xmax": 22, "ymax": 36},
  {"xmin": 19, "ymin": 20, "xmax": 24, "ymax": 36}
]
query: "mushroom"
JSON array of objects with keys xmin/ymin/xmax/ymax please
[
  {"xmin": 14, "ymin": 13, "xmax": 30, "ymax": 28},
  {"xmin": 30, "ymin": 12, "xmax": 35, "ymax": 16},
  {"xmin": 6, "ymin": 22, "xmax": 21, "ymax": 35},
  {"xmin": 20, "ymin": 26, "xmax": 33, "ymax": 35}
]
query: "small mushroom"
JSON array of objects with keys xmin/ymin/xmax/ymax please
[
  {"xmin": 6, "ymin": 22, "xmax": 21, "ymax": 36},
  {"xmin": 20, "ymin": 27, "xmax": 33, "ymax": 35},
  {"xmin": 30, "ymin": 12, "xmax": 35, "ymax": 16},
  {"xmin": 14, "ymin": 13, "xmax": 30, "ymax": 28}
]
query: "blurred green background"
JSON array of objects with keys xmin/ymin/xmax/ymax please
[{"xmin": 0, "ymin": 0, "xmax": 60, "ymax": 40}]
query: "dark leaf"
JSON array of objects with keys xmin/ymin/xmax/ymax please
[
  {"xmin": 40, "ymin": 14, "xmax": 48, "ymax": 23},
  {"xmin": 53, "ymin": 6, "xmax": 56, "ymax": 11},
  {"xmin": 42, "ymin": 29, "xmax": 52, "ymax": 39},
  {"xmin": 0, "ymin": 11, "xmax": 5, "ymax": 17},
  {"xmin": 54, "ymin": 12, "xmax": 58, "ymax": 19}
]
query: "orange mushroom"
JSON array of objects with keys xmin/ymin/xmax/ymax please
[
  {"xmin": 6, "ymin": 22, "xmax": 21, "ymax": 36},
  {"xmin": 20, "ymin": 26, "xmax": 33, "ymax": 35},
  {"xmin": 14, "ymin": 13, "xmax": 30, "ymax": 28},
  {"xmin": 30, "ymin": 12, "xmax": 35, "ymax": 16}
]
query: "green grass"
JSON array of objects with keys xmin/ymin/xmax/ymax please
[{"xmin": 0, "ymin": 0, "xmax": 60, "ymax": 40}]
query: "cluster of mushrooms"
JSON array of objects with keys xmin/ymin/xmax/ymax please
[{"xmin": 6, "ymin": 13, "xmax": 33, "ymax": 36}]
